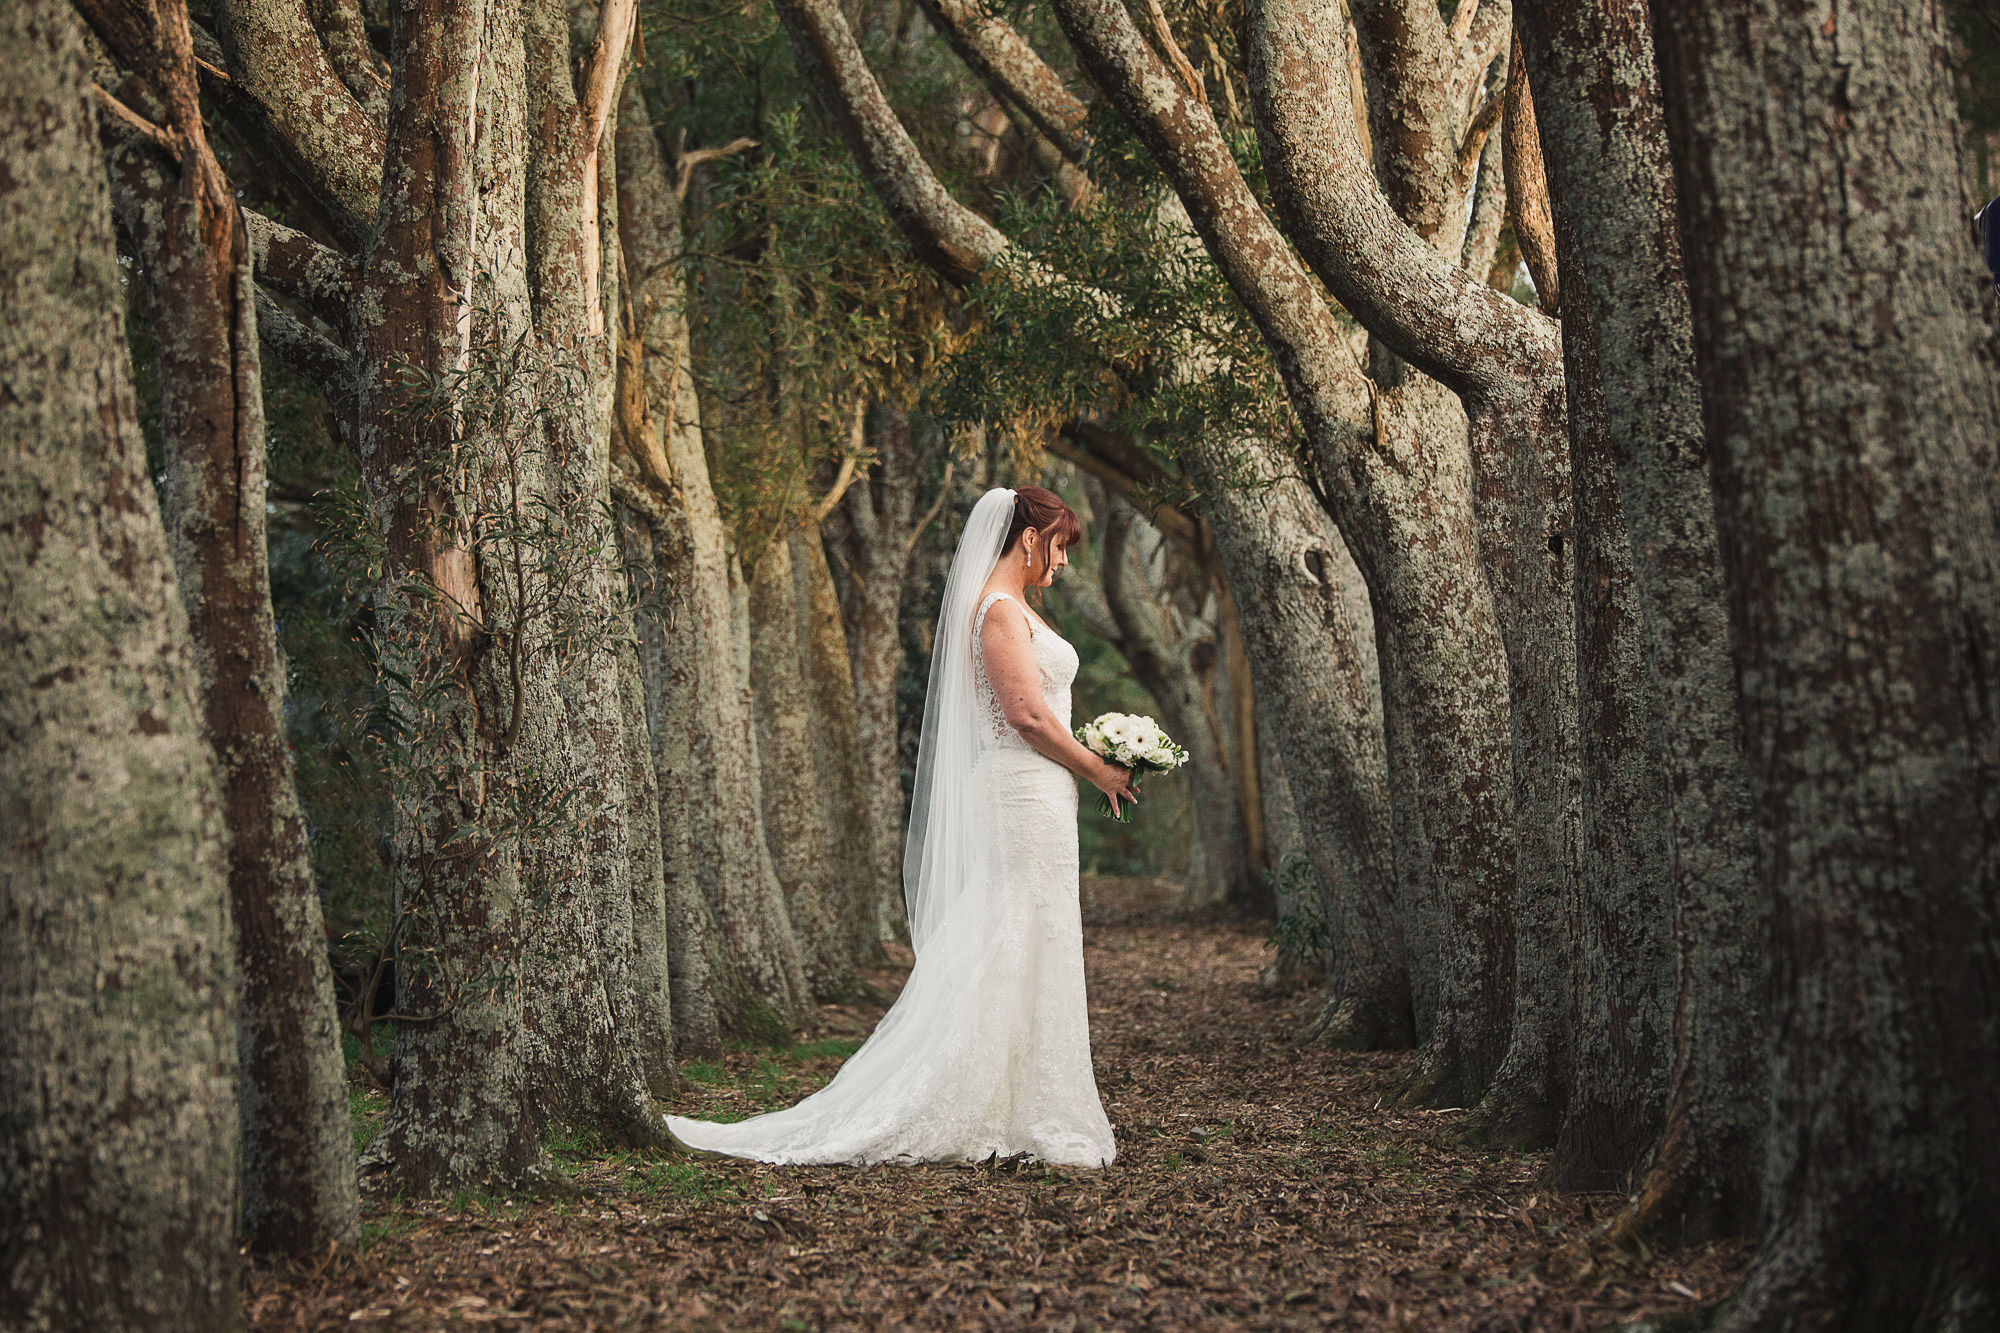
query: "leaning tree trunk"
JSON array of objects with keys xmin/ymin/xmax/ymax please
[
  {"xmin": 1655, "ymin": 2, "xmax": 2000, "ymax": 1325},
  {"xmin": 93, "ymin": 0, "xmax": 357, "ymax": 1251},
  {"xmin": 0, "ymin": 5, "xmax": 239, "ymax": 1322},
  {"xmin": 1513, "ymin": 0, "xmax": 1765, "ymax": 1242},
  {"xmin": 1193, "ymin": 444, "xmax": 1411, "ymax": 1049}
]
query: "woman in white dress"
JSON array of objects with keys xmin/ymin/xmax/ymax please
[{"xmin": 663, "ymin": 486, "xmax": 1139, "ymax": 1167}]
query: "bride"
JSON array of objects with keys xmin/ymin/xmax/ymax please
[{"xmin": 664, "ymin": 486, "xmax": 1138, "ymax": 1167}]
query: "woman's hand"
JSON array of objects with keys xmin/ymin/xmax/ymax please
[{"xmin": 1092, "ymin": 760, "xmax": 1139, "ymax": 817}]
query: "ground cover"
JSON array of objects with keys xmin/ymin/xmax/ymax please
[{"xmin": 248, "ymin": 878, "xmax": 1745, "ymax": 1330}]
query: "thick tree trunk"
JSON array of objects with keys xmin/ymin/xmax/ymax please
[
  {"xmin": 1194, "ymin": 448, "xmax": 1411, "ymax": 1048},
  {"xmin": 1548, "ymin": 289, "xmax": 1672, "ymax": 1190},
  {"xmin": 750, "ymin": 531, "xmax": 861, "ymax": 1001},
  {"xmin": 1514, "ymin": 0, "xmax": 1765, "ymax": 1242},
  {"xmin": 94, "ymin": 0, "xmax": 357, "ymax": 1253},
  {"xmin": 793, "ymin": 527, "xmax": 881, "ymax": 962},
  {"xmin": 618, "ymin": 496, "xmax": 736, "ymax": 1057},
  {"xmin": 616, "ymin": 82, "xmax": 812, "ymax": 1039},
  {"xmin": 355, "ymin": 0, "xmax": 660, "ymax": 1191},
  {"xmin": 1655, "ymin": 3, "xmax": 2000, "ymax": 1324},
  {"xmin": 0, "ymin": 6, "xmax": 240, "ymax": 1322}
]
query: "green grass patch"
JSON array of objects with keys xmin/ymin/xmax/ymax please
[{"xmin": 348, "ymin": 1085, "xmax": 387, "ymax": 1155}]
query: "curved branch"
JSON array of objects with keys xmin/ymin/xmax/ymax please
[
  {"xmin": 1240, "ymin": 0, "xmax": 1559, "ymax": 403},
  {"xmin": 912, "ymin": 0, "xmax": 1091, "ymax": 162},
  {"xmin": 771, "ymin": 0, "xmax": 1007, "ymax": 284},
  {"xmin": 209, "ymin": 0, "xmax": 384, "ymax": 248},
  {"xmin": 1043, "ymin": 0, "xmax": 1376, "ymax": 465}
]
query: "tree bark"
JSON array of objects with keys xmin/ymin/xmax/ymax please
[
  {"xmin": 749, "ymin": 530, "xmax": 862, "ymax": 1000},
  {"xmin": 90, "ymin": 0, "xmax": 359, "ymax": 1253},
  {"xmin": 826, "ymin": 403, "xmax": 955, "ymax": 943},
  {"xmin": 0, "ymin": 3, "xmax": 240, "ymax": 1322},
  {"xmin": 1098, "ymin": 496, "xmax": 1256, "ymax": 912},
  {"xmin": 1195, "ymin": 449, "xmax": 1410, "ymax": 1048},
  {"xmin": 1513, "ymin": 0, "xmax": 1765, "ymax": 1242},
  {"xmin": 615, "ymin": 80, "xmax": 813, "ymax": 1040},
  {"xmin": 793, "ymin": 526, "xmax": 882, "ymax": 962},
  {"xmin": 1654, "ymin": 2, "xmax": 2000, "ymax": 1324},
  {"xmin": 351, "ymin": 0, "xmax": 661, "ymax": 1192}
]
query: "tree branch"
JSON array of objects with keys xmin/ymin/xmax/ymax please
[
  {"xmin": 255, "ymin": 289, "xmax": 352, "ymax": 405},
  {"xmin": 1502, "ymin": 32, "xmax": 1559, "ymax": 316},
  {"xmin": 243, "ymin": 207, "xmax": 354, "ymax": 330},
  {"xmin": 912, "ymin": 0, "xmax": 1091, "ymax": 162},
  {"xmin": 92, "ymin": 83, "xmax": 181, "ymax": 159},
  {"xmin": 1229, "ymin": 0, "xmax": 1559, "ymax": 402},
  {"xmin": 674, "ymin": 133, "xmax": 758, "ymax": 203},
  {"xmin": 770, "ymin": 0, "xmax": 1008, "ymax": 284},
  {"xmin": 208, "ymin": 0, "xmax": 385, "ymax": 248}
]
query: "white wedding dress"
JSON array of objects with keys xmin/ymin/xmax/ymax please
[{"xmin": 663, "ymin": 563, "xmax": 1117, "ymax": 1167}]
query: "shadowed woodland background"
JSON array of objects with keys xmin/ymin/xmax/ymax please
[{"xmin": 4, "ymin": 0, "xmax": 2000, "ymax": 1328}]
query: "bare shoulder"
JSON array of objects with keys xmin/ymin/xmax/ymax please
[{"xmin": 977, "ymin": 591, "xmax": 1030, "ymax": 639}]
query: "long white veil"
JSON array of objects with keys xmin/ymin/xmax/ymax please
[{"xmin": 902, "ymin": 486, "xmax": 1015, "ymax": 954}]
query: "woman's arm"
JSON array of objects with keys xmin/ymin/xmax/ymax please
[{"xmin": 980, "ymin": 599, "xmax": 1140, "ymax": 815}]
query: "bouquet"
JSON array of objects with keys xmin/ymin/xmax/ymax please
[{"xmin": 1074, "ymin": 712, "xmax": 1189, "ymax": 821}]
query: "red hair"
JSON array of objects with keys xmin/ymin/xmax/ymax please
[{"xmin": 1003, "ymin": 485, "xmax": 1081, "ymax": 555}]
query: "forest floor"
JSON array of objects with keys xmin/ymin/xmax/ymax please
[{"xmin": 250, "ymin": 877, "xmax": 1747, "ymax": 1331}]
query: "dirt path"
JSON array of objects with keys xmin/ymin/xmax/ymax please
[{"xmin": 251, "ymin": 879, "xmax": 1744, "ymax": 1330}]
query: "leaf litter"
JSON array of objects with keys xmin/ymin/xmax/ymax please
[{"xmin": 248, "ymin": 877, "xmax": 1746, "ymax": 1331}]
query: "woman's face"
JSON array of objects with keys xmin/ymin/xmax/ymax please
[{"xmin": 1030, "ymin": 532, "xmax": 1070, "ymax": 587}]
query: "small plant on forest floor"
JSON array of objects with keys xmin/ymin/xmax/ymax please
[
  {"xmin": 644, "ymin": 1161, "xmax": 737, "ymax": 1203},
  {"xmin": 348, "ymin": 1085, "xmax": 387, "ymax": 1154}
]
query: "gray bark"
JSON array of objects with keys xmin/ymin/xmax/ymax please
[
  {"xmin": 1097, "ymin": 496, "xmax": 1255, "ymax": 913},
  {"xmin": 1196, "ymin": 449, "xmax": 1410, "ymax": 1048},
  {"xmin": 90, "ymin": 0, "xmax": 359, "ymax": 1252},
  {"xmin": 1513, "ymin": 0, "xmax": 1764, "ymax": 1241},
  {"xmin": 826, "ymin": 404, "xmax": 954, "ymax": 943},
  {"xmin": 793, "ymin": 527, "xmax": 882, "ymax": 963},
  {"xmin": 352, "ymin": 0, "xmax": 662, "ymax": 1191},
  {"xmin": 0, "ymin": 4, "xmax": 240, "ymax": 1322},
  {"xmin": 749, "ymin": 531, "xmax": 861, "ymax": 1001},
  {"xmin": 614, "ymin": 82, "xmax": 806, "ymax": 1044},
  {"xmin": 1655, "ymin": 2, "xmax": 2000, "ymax": 1324}
]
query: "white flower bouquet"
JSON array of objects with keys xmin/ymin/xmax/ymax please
[{"xmin": 1074, "ymin": 712, "xmax": 1189, "ymax": 822}]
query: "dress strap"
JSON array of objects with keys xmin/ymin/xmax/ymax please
[{"xmin": 976, "ymin": 590, "xmax": 1032, "ymax": 638}]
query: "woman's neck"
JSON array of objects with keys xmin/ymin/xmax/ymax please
[{"xmin": 990, "ymin": 557, "xmax": 1032, "ymax": 601}]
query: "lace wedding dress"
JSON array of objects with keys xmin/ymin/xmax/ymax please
[{"xmin": 663, "ymin": 494, "xmax": 1116, "ymax": 1168}]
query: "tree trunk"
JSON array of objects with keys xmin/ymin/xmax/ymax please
[
  {"xmin": 1547, "ymin": 286, "xmax": 1672, "ymax": 1190},
  {"xmin": 1655, "ymin": 2, "xmax": 2000, "ymax": 1324},
  {"xmin": 1514, "ymin": 0, "xmax": 1765, "ymax": 1242},
  {"xmin": 618, "ymin": 495, "xmax": 736, "ymax": 1057},
  {"xmin": 354, "ymin": 0, "xmax": 660, "ymax": 1191},
  {"xmin": 93, "ymin": 0, "xmax": 358, "ymax": 1254},
  {"xmin": 750, "ymin": 531, "xmax": 861, "ymax": 1001},
  {"xmin": 1194, "ymin": 447, "xmax": 1411, "ymax": 1048},
  {"xmin": 826, "ymin": 403, "xmax": 954, "ymax": 943},
  {"xmin": 1098, "ymin": 496, "xmax": 1254, "ymax": 913},
  {"xmin": 794, "ymin": 527, "xmax": 882, "ymax": 962},
  {"xmin": 0, "ymin": 4, "xmax": 240, "ymax": 1322},
  {"xmin": 616, "ymin": 81, "xmax": 812, "ymax": 1039}
]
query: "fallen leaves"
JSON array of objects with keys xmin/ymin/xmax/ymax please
[{"xmin": 248, "ymin": 876, "xmax": 1747, "ymax": 1331}]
